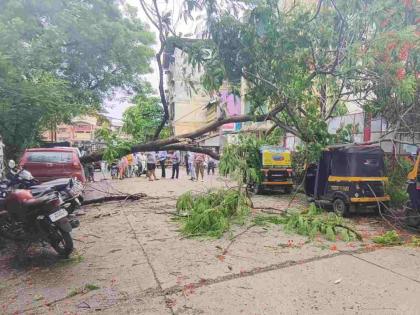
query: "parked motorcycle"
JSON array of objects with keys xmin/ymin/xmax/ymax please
[
  {"xmin": 6, "ymin": 160, "xmax": 39, "ymax": 188},
  {"xmin": 5, "ymin": 161, "xmax": 84, "ymax": 215},
  {"xmin": 0, "ymin": 189, "xmax": 79, "ymax": 257}
]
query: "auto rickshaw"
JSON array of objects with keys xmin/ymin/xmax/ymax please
[
  {"xmin": 251, "ymin": 145, "xmax": 294, "ymax": 194},
  {"xmin": 304, "ymin": 144, "xmax": 390, "ymax": 216},
  {"xmin": 405, "ymin": 149, "xmax": 420, "ymax": 227}
]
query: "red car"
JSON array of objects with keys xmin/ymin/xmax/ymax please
[{"xmin": 19, "ymin": 148, "xmax": 86, "ymax": 183}]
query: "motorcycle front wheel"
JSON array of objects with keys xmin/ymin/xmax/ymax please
[{"xmin": 49, "ymin": 227, "xmax": 73, "ymax": 258}]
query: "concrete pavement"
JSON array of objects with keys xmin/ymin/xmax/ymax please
[{"xmin": 0, "ymin": 173, "xmax": 419, "ymax": 314}]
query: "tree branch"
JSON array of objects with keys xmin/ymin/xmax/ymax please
[{"xmin": 138, "ymin": 0, "xmax": 170, "ymax": 140}]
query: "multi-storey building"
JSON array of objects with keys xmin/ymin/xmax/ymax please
[{"xmin": 164, "ymin": 46, "xmax": 244, "ymax": 150}]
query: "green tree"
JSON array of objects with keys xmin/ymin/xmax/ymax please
[
  {"xmin": 182, "ymin": 0, "xmax": 419, "ymax": 159},
  {"xmin": 0, "ymin": 0, "xmax": 154, "ymax": 158},
  {"xmin": 122, "ymin": 95, "xmax": 169, "ymax": 142}
]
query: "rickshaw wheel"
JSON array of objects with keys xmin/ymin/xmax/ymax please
[{"xmin": 333, "ymin": 198, "xmax": 348, "ymax": 216}]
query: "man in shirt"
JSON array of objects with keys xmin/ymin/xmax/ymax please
[
  {"xmin": 188, "ymin": 152, "xmax": 196, "ymax": 181},
  {"xmin": 207, "ymin": 156, "xmax": 216, "ymax": 175},
  {"xmin": 146, "ymin": 151, "xmax": 158, "ymax": 181},
  {"xmin": 126, "ymin": 153, "xmax": 134, "ymax": 177},
  {"xmin": 194, "ymin": 153, "xmax": 206, "ymax": 181},
  {"xmin": 184, "ymin": 152, "xmax": 190, "ymax": 175},
  {"xmin": 158, "ymin": 151, "xmax": 167, "ymax": 178},
  {"xmin": 171, "ymin": 150, "xmax": 181, "ymax": 179},
  {"xmin": 0, "ymin": 135, "xmax": 4, "ymax": 179}
]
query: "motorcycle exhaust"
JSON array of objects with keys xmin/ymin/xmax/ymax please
[
  {"xmin": 70, "ymin": 219, "xmax": 80, "ymax": 229},
  {"xmin": 68, "ymin": 213, "xmax": 80, "ymax": 228}
]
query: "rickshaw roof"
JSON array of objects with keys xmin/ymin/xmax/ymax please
[
  {"xmin": 325, "ymin": 144, "xmax": 384, "ymax": 156},
  {"xmin": 321, "ymin": 144, "xmax": 386, "ymax": 177},
  {"xmin": 259, "ymin": 145, "xmax": 289, "ymax": 153}
]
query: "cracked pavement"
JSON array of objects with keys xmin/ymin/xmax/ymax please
[{"xmin": 1, "ymin": 170, "xmax": 419, "ymax": 314}]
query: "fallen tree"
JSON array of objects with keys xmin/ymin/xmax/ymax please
[{"xmin": 81, "ymin": 105, "xmax": 285, "ymax": 162}]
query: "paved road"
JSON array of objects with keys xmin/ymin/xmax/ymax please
[{"xmin": 1, "ymin": 172, "xmax": 419, "ymax": 314}]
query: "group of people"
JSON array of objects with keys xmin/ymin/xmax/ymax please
[
  {"xmin": 145, "ymin": 150, "xmax": 183, "ymax": 181},
  {"xmin": 185, "ymin": 151, "xmax": 216, "ymax": 182},
  {"xmin": 109, "ymin": 151, "xmax": 217, "ymax": 182},
  {"xmin": 109, "ymin": 153, "xmax": 147, "ymax": 180}
]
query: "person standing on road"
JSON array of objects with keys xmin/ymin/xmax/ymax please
[
  {"xmin": 146, "ymin": 151, "xmax": 158, "ymax": 181},
  {"xmin": 184, "ymin": 152, "xmax": 190, "ymax": 175},
  {"xmin": 188, "ymin": 152, "xmax": 196, "ymax": 181},
  {"xmin": 207, "ymin": 156, "xmax": 216, "ymax": 175},
  {"xmin": 126, "ymin": 153, "xmax": 134, "ymax": 177},
  {"xmin": 171, "ymin": 150, "xmax": 181, "ymax": 179},
  {"xmin": 139, "ymin": 152, "xmax": 147, "ymax": 175},
  {"xmin": 158, "ymin": 151, "xmax": 167, "ymax": 178},
  {"xmin": 194, "ymin": 153, "xmax": 205, "ymax": 182},
  {"xmin": 0, "ymin": 135, "xmax": 5, "ymax": 179}
]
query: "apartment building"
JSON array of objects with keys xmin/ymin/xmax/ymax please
[{"xmin": 164, "ymin": 45, "xmax": 244, "ymax": 149}]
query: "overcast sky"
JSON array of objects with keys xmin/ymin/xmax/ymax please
[{"xmin": 104, "ymin": 0, "xmax": 191, "ymax": 121}]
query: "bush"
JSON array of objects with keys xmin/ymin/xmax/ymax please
[
  {"xmin": 219, "ymin": 134, "xmax": 263, "ymax": 186},
  {"xmin": 385, "ymin": 157, "xmax": 412, "ymax": 208}
]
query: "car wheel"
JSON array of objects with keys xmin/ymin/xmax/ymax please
[{"xmin": 333, "ymin": 198, "xmax": 348, "ymax": 216}]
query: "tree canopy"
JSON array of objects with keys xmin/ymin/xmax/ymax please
[
  {"xmin": 123, "ymin": 93, "xmax": 170, "ymax": 142},
  {"xmin": 181, "ymin": 0, "xmax": 419, "ymax": 158},
  {"xmin": 80, "ymin": 0, "xmax": 418, "ymax": 163},
  {"xmin": 0, "ymin": 0, "xmax": 155, "ymax": 158}
]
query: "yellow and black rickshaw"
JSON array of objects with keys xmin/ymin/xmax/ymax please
[
  {"xmin": 304, "ymin": 144, "xmax": 390, "ymax": 216},
  {"xmin": 406, "ymin": 149, "xmax": 420, "ymax": 227},
  {"xmin": 251, "ymin": 145, "xmax": 294, "ymax": 194}
]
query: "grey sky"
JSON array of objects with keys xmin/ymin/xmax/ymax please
[{"xmin": 104, "ymin": 0, "xmax": 193, "ymax": 120}]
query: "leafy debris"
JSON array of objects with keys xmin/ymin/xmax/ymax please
[
  {"xmin": 372, "ymin": 230, "xmax": 403, "ymax": 246},
  {"xmin": 253, "ymin": 204, "xmax": 362, "ymax": 242},
  {"xmin": 176, "ymin": 189, "xmax": 251, "ymax": 238}
]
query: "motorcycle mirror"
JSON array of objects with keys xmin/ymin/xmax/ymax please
[{"xmin": 8, "ymin": 160, "xmax": 16, "ymax": 169}]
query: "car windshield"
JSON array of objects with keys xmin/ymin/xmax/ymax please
[{"xmin": 26, "ymin": 151, "xmax": 73, "ymax": 163}]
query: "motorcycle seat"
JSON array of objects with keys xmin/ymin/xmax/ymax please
[
  {"xmin": 22, "ymin": 197, "xmax": 47, "ymax": 208},
  {"xmin": 31, "ymin": 179, "xmax": 70, "ymax": 193}
]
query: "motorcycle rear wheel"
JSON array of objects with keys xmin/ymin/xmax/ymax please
[{"xmin": 49, "ymin": 228, "xmax": 73, "ymax": 258}]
